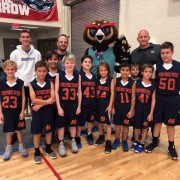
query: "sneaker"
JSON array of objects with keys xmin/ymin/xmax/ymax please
[
  {"xmin": 86, "ymin": 133, "xmax": 94, "ymax": 145},
  {"xmin": 46, "ymin": 150, "xmax": 57, "ymax": 159},
  {"xmin": 71, "ymin": 138, "xmax": 79, "ymax": 153},
  {"xmin": 95, "ymin": 135, "xmax": 105, "ymax": 146},
  {"xmin": 131, "ymin": 141, "xmax": 139, "ymax": 151},
  {"xmin": 168, "ymin": 146, "xmax": 178, "ymax": 160},
  {"xmin": 19, "ymin": 144, "xmax": 28, "ymax": 157},
  {"xmin": 105, "ymin": 140, "xmax": 112, "ymax": 154},
  {"xmin": 135, "ymin": 144, "xmax": 144, "ymax": 153},
  {"xmin": 75, "ymin": 136, "xmax": 82, "ymax": 148},
  {"xmin": 58, "ymin": 141, "xmax": 67, "ymax": 157},
  {"xmin": 34, "ymin": 155, "xmax": 42, "ymax": 164},
  {"xmin": 3, "ymin": 146, "xmax": 12, "ymax": 161},
  {"xmin": 122, "ymin": 140, "xmax": 129, "ymax": 152},
  {"xmin": 145, "ymin": 142, "xmax": 158, "ymax": 153},
  {"xmin": 112, "ymin": 139, "xmax": 120, "ymax": 150}
]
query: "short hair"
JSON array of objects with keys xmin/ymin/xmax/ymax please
[
  {"xmin": 63, "ymin": 54, "xmax": 76, "ymax": 64},
  {"xmin": 57, "ymin": 34, "xmax": 69, "ymax": 42},
  {"xmin": 81, "ymin": 55, "xmax": 93, "ymax": 64},
  {"xmin": 35, "ymin": 61, "xmax": 48, "ymax": 71},
  {"xmin": 141, "ymin": 64, "xmax": 154, "ymax": 72},
  {"xmin": 97, "ymin": 61, "xmax": 111, "ymax": 79},
  {"xmin": 19, "ymin": 29, "xmax": 31, "ymax": 37},
  {"xmin": 3, "ymin": 60, "xmax": 17, "ymax": 70},
  {"xmin": 131, "ymin": 63, "xmax": 139, "ymax": 70},
  {"xmin": 46, "ymin": 50, "xmax": 59, "ymax": 60},
  {"xmin": 120, "ymin": 62, "xmax": 131, "ymax": 70},
  {"xmin": 160, "ymin": 41, "xmax": 174, "ymax": 52}
]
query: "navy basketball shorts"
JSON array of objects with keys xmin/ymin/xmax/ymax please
[
  {"xmin": 56, "ymin": 101, "xmax": 78, "ymax": 128},
  {"xmin": 153, "ymin": 94, "xmax": 180, "ymax": 126},
  {"xmin": 2, "ymin": 108, "xmax": 26, "ymax": 133},
  {"xmin": 113, "ymin": 103, "xmax": 132, "ymax": 126},
  {"xmin": 133, "ymin": 102, "xmax": 152, "ymax": 129},
  {"xmin": 77, "ymin": 106, "xmax": 95, "ymax": 127},
  {"xmin": 95, "ymin": 101, "xmax": 112, "ymax": 125},
  {"xmin": 31, "ymin": 105, "xmax": 53, "ymax": 134}
]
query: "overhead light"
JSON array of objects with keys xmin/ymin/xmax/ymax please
[
  {"xmin": 11, "ymin": 28, "xmax": 25, "ymax": 31},
  {"xmin": 19, "ymin": 26, "xmax": 39, "ymax": 29}
]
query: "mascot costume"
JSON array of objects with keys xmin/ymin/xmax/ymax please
[{"xmin": 83, "ymin": 20, "xmax": 131, "ymax": 75}]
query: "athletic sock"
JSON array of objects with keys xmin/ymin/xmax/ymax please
[
  {"xmin": 168, "ymin": 141, "xmax": 174, "ymax": 149},
  {"xmin": 152, "ymin": 136, "xmax": 158, "ymax": 145},
  {"xmin": 35, "ymin": 148, "xmax": 40, "ymax": 156}
]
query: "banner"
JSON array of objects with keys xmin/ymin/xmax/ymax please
[{"xmin": 0, "ymin": 0, "xmax": 58, "ymax": 21}]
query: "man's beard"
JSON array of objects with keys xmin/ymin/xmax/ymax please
[{"xmin": 58, "ymin": 47, "xmax": 67, "ymax": 53}]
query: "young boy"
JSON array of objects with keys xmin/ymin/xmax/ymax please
[
  {"xmin": 145, "ymin": 42, "xmax": 180, "ymax": 160},
  {"xmin": 131, "ymin": 64, "xmax": 156, "ymax": 153},
  {"xmin": 29, "ymin": 61, "xmax": 57, "ymax": 164},
  {"xmin": 55, "ymin": 54, "xmax": 81, "ymax": 157},
  {"xmin": 0, "ymin": 60, "xmax": 28, "ymax": 161},
  {"xmin": 131, "ymin": 64, "xmax": 140, "ymax": 81},
  {"xmin": 112, "ymin": 62, "xmax": 135, "ymax": 151}
]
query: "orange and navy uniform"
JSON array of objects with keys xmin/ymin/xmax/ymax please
[
  {"xmin": 154, "ymin": 60, "xmax": 180, "ymax": 126},
  {"xmin": 95, "ymin": 76, "xmax": 112, "ymax": 125},
  {"xmin": 30, "ymin": 78, "xmax": 53, "ymax": 134},
  {"xmin": 133, "ymin": 79, "xmax": 155, "ymax": 129},
  {"xmin": 113, "ymin": 77, "xmax": 134, "ymax": 126},
  {"xmin": 46, "ymin": 69, "xmax": 61, "ymax": 84},
  {"xmin": 78, "ymin": 70, "xmax": 96, "ymax": 126},
  {"xmin": 0, "ymin": 78, "xmax": 25, "ymax": 132}
]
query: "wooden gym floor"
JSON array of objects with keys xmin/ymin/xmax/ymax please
[{"xmin": 0, "ymin": 125, "xmax": 180, "ymax": 180}]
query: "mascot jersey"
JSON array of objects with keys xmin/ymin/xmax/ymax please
[{"xmin": 88, "ymin": 47, "xmax": 115, "ymax": 76}]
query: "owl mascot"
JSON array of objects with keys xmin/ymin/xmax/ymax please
[{"xmin": 83, "ymin": 20, "xmax": 131, "ymax": 75}]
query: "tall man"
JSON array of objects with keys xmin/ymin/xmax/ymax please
[
  {"xmin": 10, "ymin": 30, "xmax": 41, "ymax": 144},
  {"xmin": 131, "ymin": 29, "xmax": 161, "ymax": 68}
]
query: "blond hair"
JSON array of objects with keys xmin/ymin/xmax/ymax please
[
  {"xmin": 3, "ymin": 60, "xmax": 17, "ymax": 70},
  {"xmin": 63, "ymin": 54, "xmax": 76, "ymax": 64}
]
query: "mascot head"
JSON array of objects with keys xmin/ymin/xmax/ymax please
[{"xmin": 83, "ymin": 20, "xmax": 118, "ymax": 50}]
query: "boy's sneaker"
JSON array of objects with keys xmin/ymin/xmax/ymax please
[
  {"xmin": 86, "ymin": 133, "xmax": 94, "ymax": 145},
  {"xmin": 34, "ymin": 155, "xmax": 42, "ymax": 164},
  {"xmin": 122, "ymin": 140, "xmax": 129, "ymax": 152},
  {"xmin": 42, "ymin": 141, "xmax": 46, "ymax": 151},
  {"xmin": 3, "ymin": 146, "xmax": 12, "ymax": 161},
  {"xmin": 58, "ymin": 141, "xmax": 67, "ymax": 157},
  {"xmin": 112, "ymin": 139, "xmax": 120, "ymax": 150},
  {"xmin": 168, "ymin": 146, "xmax": 178, "ymax": 160},
  {"xmin": 46, "ymin": 149, "xmax": 57, "ymax": 159},
  {"xmin": 75, "ymin": 136, "xmax": 82, "ymax": 148},
  {"xmin": 71, "ymin": 138, "xmax": 79, "ymax": 153},
  {"xmin": 135, "ymin": 143, "xmax": 144, "ymax": 153},
  {"xmin": 131, "ymin": 141, "xmax": 139, "ymax": 151},
  {"xmin": 19, "ymin": 144, "xmax": 28, "ymax": 157},
  {"xmin": 105, "ymin": 140, "xmax": 112, "ymax": 154},
  {"xmin": 145, "ymin": 142, "xmax": 158, "ymax": 153},
  {"xmin": 95, "ymin": 134, "xmax": 105, "ymax": 146}
]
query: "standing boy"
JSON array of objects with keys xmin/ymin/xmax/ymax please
[{"xmin": 145, "ymin": 42, "xmax": 180, "ymax": 160}]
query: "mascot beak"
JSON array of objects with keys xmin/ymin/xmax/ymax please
[{"xmin": 95, "ymin": 29, "xmax": 104, "ymax": 44}]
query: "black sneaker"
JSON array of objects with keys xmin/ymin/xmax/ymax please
[
  {"xmin": 86, "ymin": 133, "xmax": 94, "ymax": 145},
  {"xmin": 95, "ymin": 135, "xmax": 105, "ymax": 146},
  {"xmin": 105, "ymin": 140, "xmax": 112, "ymax": 154},
  {"xmin": 145, "ymin": 142, "xmax": 158, "ymax": 153},
  {"xmin": 168, "ymin": 146, "xmax": 178, "ymax": 160},
  {"xmin": 75, "ymin": 136, "xmax": 82, "ymax": 148}
]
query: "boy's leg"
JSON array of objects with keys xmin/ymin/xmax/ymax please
[
  {"xmin": 33, "ymin": 134, "xmax": 42, "ymax": 164},
  {"xmin": 86, "ymin": 122, "xmax": 94, "ymax": 145},
  {"xmin": 131, "ymin": 128, "xmax": 140, "ymax": 151},
  {"xmin": 105, "ymin": 124, "xmax": 112, "ymax": 154},
  {"xmin": 167, "ymin": 126, "xmax": 178, "ymax": 160},
  {"xmin": 3, "ymin": 133, "xmax": 13, "ymax": 161},
  {"xmin": 16, "ymin": 130, "xmax": 28, "ymax": 157},
  {"xmin": 95, "ymin": 123, "xmax": 105, "ymax": 145},
  {"xmin": 76, "ymin": 126, "xmax": 82, "ymax": 148},
  {"xmin": 70, "ymin": 127, "xmax": 79, "ymax": 153},
  {"xmin": 122, "ymin": 126, "xmax": 129, "ymax": 152},
  {"xmin": 112, "ymin": 125, "xmax": 121, "ymax": 150}
]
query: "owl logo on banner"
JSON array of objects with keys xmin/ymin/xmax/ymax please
[{"xmin": 21, "ymin": 0, "xmax": 56, "ymax": 12}]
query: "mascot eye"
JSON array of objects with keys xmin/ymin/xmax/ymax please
[
  {"xmin": 90, "ymin": 28, "xmax": 98, "ymax": 35},
  {"xmin": 102, "ymin": 27, "xmax": 110, "ymax": 34}
]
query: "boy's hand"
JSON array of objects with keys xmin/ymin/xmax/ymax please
[
  {"xmin": 19, "ymin": 112, "xmax": 25, "ymax": 120},
  {"xmin": 127, "ymin": 110, "xmax": 134, "ymax": 118},
  {"xmin": 112, "ymin": 107, "xmax": 115, "ymax": 114},
  {"xmin": 32, "ymin": 105, "xmax": 42, "ymax": 112},
  {"xmin": 47, "ymin": 97, "xmax": 56, "ymax": 105},
  {"xmin": 76, "ymin": 107, "xmax": 81, "ymax": 115},
  {"xmin": 106, "ymin": 106, "xmax": 112, "ymax": 115},
  {"xmin": 0, "ymin": 113, "xmax": 4, "ymax": 123},
  {"xmin": 147, "ymin": 114, "xmax": 153, "ymax": 122},
  {"xmin": 58, "ymin": 108, "xmax": 64, "ymax": 116}
]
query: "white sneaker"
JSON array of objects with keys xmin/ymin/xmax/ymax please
[
  {"xmin": 71, "ymin": 138, "xmax": 79, "ymax": 153},
  {"xmin": 19, "ymin": 144, "xmax": 28, "ymax": 157},
  {"xmin": 58, "ymin": 141, "xmax": 67, "ymax": 157},
  {"xmin": 3, "ymin": 146, "xmax": 12, "ymax": 161}
]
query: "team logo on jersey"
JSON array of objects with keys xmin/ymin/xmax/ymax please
[
  {"xmin": 21, "ymin": 0, "xmax": 56, "ymax": 12},
  {"xmin": 168, "ymin": 118, "xmax": 175, "ymax": 125}
]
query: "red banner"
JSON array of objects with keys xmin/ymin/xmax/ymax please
[{"xmin": 0, "ymin": 0, "xmax": 58, "ymax": 21}]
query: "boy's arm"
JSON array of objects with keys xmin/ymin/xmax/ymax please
[
  {"xmin": 0, "ymin": 101, "xmax": 4, "ymax": 123},
  {"xmin": 19, "ymin": 85, "xmax": 26, "ymax": 120},
  {"xmin": 29, "ymin": 84, "xmax": 54, "ymax": 106},
  {"xmin": 147, "ymin": 90, "xmax": 156, "ymax": 122},
  {"xmin": 50, "ymin": 82, "xmax": 55, "ymax": 100},
  {"xmin": 127, "ymin": 82, "xmax": 136, "ymax": 118},
  {"xmin": 55, "ymin": 74, "xmax": 64, "ymax": 116},
  {"xmin": 76, "ymin": 75, "xmax": 82, "ymax": 115}
]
